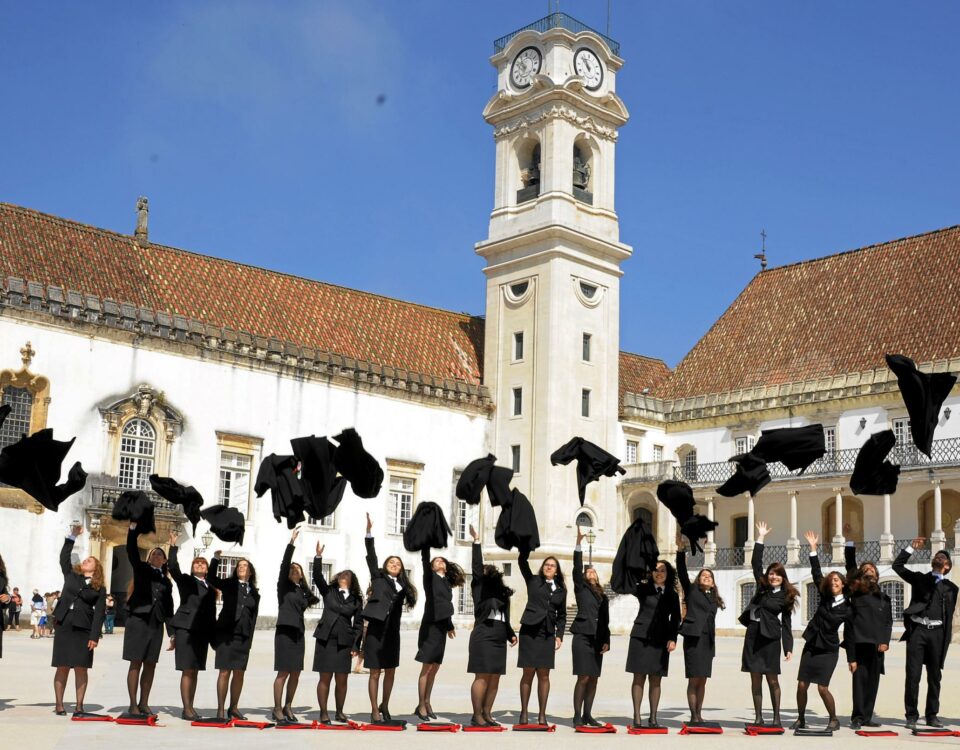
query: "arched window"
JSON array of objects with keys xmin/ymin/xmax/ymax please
[
  {"xmin": 572, "ymin": 137, "xmax": 594, "ymax": 204},
  {"xmin": 576, "ymin": 511, "xmax": 593, "ymax": 527},
  {"xmin": 516, "ymin": 139, "xmax": 541, "ymax": 204},
  {"xmin": 683, "ymin": 449, "xmax": 698, "ymax": 482},
  {"xmin": 805, "ymin": 581, "xmax": 820, "ymax": 622},
  {"xmin": 0, "ymin": 386, "xmax": 32, "ymax": 450},
  {"xmin": 119, "ymin": 419, "xmax": 156, "ymax": 490},
  {"xmin": 823, "ymin": 495, "xmax": 864, "ymax": 543},
  {"xmin": 739, "ymin": 581, "xmax": 757, "ymax": 614},
  {"xmin": 881, "ymin": 579, "xmax": 904, "ymax": 622}
]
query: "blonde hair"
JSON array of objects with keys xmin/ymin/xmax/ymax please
[{"xmin": 74, "ymin": 558, "xmax": 105, "ymax": 591}]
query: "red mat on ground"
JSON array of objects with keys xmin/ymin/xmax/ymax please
[
  {"xmin": 627, "ymin": 725, "xmax": 667, "ymax": 735},
  {"xmin": 417, "ymin": 722, "xmax": 461, "ymax": 732},
  {"xmin": 232, "ymin": 720, "xmax": 275, "ymax": 729},
  {"xmin": 274, "ymin": 721, "xmax": 317, "ymax": 730},
  {"xmin": 512, "ymin": 723, "xmax": 556, "ymax": 732},
  {"xmin": 855, "ymin": 730, "xmax": 898, "ymax": 737},
  {"xmin": 72, "ymin": 714, "xmax": 114, "ymax": 722},
  {"xmin": 680, "ymin": 723, "xmax": 723, "ymax": 735},
  {"xmin": 358, "ymin": 722, "xmax": 406, "ymax": 731},
  {"xmin": 316, "ymin": 720, "xmax": 361, "ymax": 730},
  {"xmin": 912, "ymin": 729, "xmax": 958, "ymax": 737},
  {"xmin": 577, "ymin": 724, "xmax": 617, "ymax": 734},
  {"xmin": 191, "ymin": 718, "xmax": 233, "ymax": 728},
  {"xmin": 745, "ymin": 725, "xmax": 784, "ymax": 735},
  {"xmin": 462, "ymin": 724, "xmax": 507, "ymax": 732},
  {"xmin": 114, "ymin": 714, "xmax": 159, "ymax": 726}
]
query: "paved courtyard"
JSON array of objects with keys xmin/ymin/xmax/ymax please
[{"xmin": 2, "ymin": 628, "xmax": 958, "ymax": 748}]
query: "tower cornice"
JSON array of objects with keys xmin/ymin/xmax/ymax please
[{"xmin": 483, "ymin": 78, "xmax": 628, "ymax": 132}]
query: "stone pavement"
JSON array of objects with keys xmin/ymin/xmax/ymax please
[{"xmin": 2, "ymin": 628, "xmax": 958, "ymax": 748}]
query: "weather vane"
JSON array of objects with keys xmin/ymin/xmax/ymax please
[{"xmin": 754, "ymin": 229, "xmax": 768, "ymax": 271}]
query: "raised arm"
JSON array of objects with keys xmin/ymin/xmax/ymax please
[
  {"xmin": 364, "ymin": 513, "xmax": 379, "ymax": 579},
  {"xmin": 752, "ymin": 522, "xmax": 770, "ymax": 583},
  {"xmin": 313, "ymin": 543, "xmax": 330, "ymax": 597},
  {"xmin": 126, "ymin": 524, "xmax": 145, "ymax": 569},
  {"xmin": 518, "ymin": 549, "xmax": 534, "ymax": 584},
  {"xmin": 278, "ymin": 542, "xmax": 295, "ymax": 593},
  {"xmin": 844, "ymin": 541, "xmax": 858, "ymax": 576},
  {"xmin": 573, "ymin": 548, "xmax": 585, "ymax": 592},
  {"xmin": 675, "ymin": 548, "xmax": 692, "ymax": 596},
  {"xmin": 60, "ymin": 537, "xmax": 75, "ymax": 578},
  {"xmin": 804, "ymin": 531, "xmax": 823, "ymax": 588},
  {"xmin": 893, "ymin": 537, "xmax": 926, "ymax": 585}
]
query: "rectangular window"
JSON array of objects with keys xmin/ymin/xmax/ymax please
[
  {"xmin": 581, "ymin": 388, "xmax": 591, "ymax": 418},
  {"xmin": 387, "ymin": 476, "xmax": 414, "ymax": 534},
  {"xmin": 0, "ymin": 386, "xmax": 32, "ymax": 451},
  {"xmin": 652, "ymin": 445, "xmax": 664, "ymax": 463},
  {"xmin": 734, "ymin": 435, "xmax": 755, "ymax": 456},
  {"xmin": 217, "ymin": 555, "xmax": 243, "ymax": 579},
  {"xmin": 893, "ymin": 417, "xmax": 918, "ymax": 463},
  {"xmin": 625, "ymin": 440, "xmax": 638, "ymax": 464},
  {"xmin": 118, "ymin": 454, "xmax": 153, "ymax": 490},
  {"xmin": 582, "ymin": 333, "xmax": 592, "ymax": 362},
  {"xmin": 307, "ymin": 560, "xmax": 333, "ymax": 610},
  {"xmin": 513, "ymin": 332, "xmax": 524, "ymax": 361},
  {"xmin": 457, "ymin": 573, "xmax": 474, "ymax": 615},
  {"xmin": 683, "ymin": 450, "xmax": 698, "ymax": 482},
  {"xmin": 219, "ymin": 451, "xmax": 252, "ymax": 517},
  {"xmin": 512, "ymin": 387, "xmax": 522, "ymax": 416},
  {"xmin": 881, "ymin": 580, "xmax": 905, "ymax": 621},
  {"xmin": 511, "ymin": 445, "xmax": 521, "ymax": 473},
  {"xmin": 503, "ymin": 562, "xmax": 512, "ymax": 577},
  {"xmin": 456, "ymin": 498, "xmax": 478, "ymax": 542},
  {"xmin": 824, "ymin": 426, "xmax": 836, "ymax": 455},
  {"xmin": 308, "ymin": 512, "xmax": 336, "ymax": 529}
]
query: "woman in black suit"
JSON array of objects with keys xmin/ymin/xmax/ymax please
[
  {"xmin": 517, "ymin": 547, "xmax": 566, "ymax": 726},
  {"xmin": 311, "ymin": 542, "xmax": 362, "ymax": 724},
  {"xmin": 51, "ymin": 524, "xmax": 106, "ymax": 716},
  {"xmin": 792, "ymin": 531, "xmax": 849, "ymax": 731},
  {"xmin": 167, "ymin": 531, "xmax": 217, "ymax": 721},
  {"xmin": 739, "ymin": 522, "xmax": 796, "ymax": 727},
  {"xmin": 208, "ymin": 551, "xmax": 259, "ymax": 721},
  {"xmin": 626, "ymin": 556, "xmax": 681, "ymax": 728},
  {"xmin": 123, "ymin": 522, "xmax": 174, "ymax": 717},
  {"xmin": 844, "ymin": 542, "xmax": 892, "ymax": 730},
  {"xmin": 272, "ymin": 527, "xmax": 319, "ymax": 723},
  {"xmin": 571, "ymin": 526, "xmax": 610, "ymax": 727},
  {"xmin": 0, "ymin": 553, "xmax": 8, "ymax": 659},
  {"xmin": 361, "ymin": 513, "xmax": 417, "ymax": 723},
  {"xmin": 414, "ymin": 545, "xmax": 464, "ymax": 720},
  {"xmin": 467, "ymin": 524, "xmax": 517, "ymax": 727},
  {"xmin": 675, "ymin": 539, "xmax": 725, "ymax": 725}
]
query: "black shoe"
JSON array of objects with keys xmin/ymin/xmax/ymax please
[
  {"xmin": 926, "ymin": 717, "xmax": 945, "ymax": 728},
  {"xmin": 283, "ymin": 708, "xmax": 297, "ymax": 723},
  {"xmin": 414, "ymin": 707, "xmax": 430, "ymax": 722},
  {"xmin": 334, "ymin": 712, "xmax": 349, "ymax": 724},
  {"xmin": 379, "ymin": 704, "xmax": 391, "ymax": 722},
  {"xmin": 229, "ymin": 709, "xmax": 247, "ymax": 721},
  {"xmin": 790, "ymin": 718, "xmax": 805, "ymax": 730},
  {"xmin": 573, "ymin": 716, "xmax": 584, "ymax": 727},
  {"xmin": 484, "ymin": 717, "xmax": 501, "ymax": 727},
  {"xmin": 827, "ymin": 718, "xmax": 840, "ymax": 732},
  {"xmin": 863, "ymin": 720, "xmax": 881, "ymax": 728},
  {"xmin": 586, "ymin": 716, "xmax": 604, "ymax": 728},
  {"xmin": 427, "ymin": 708, "xmax": 438, "ymax": 720},
  {"xmin": 753, "ymin": 717, "xmax": 766, "ymax": 726},
  {"xmin": 55, "ymin": 708, "xmax": 67, "ymax": 716},
  {"xmin": 181, "ymin": 710, "xmax": 201, "ymax": 721},
  {"xmin": 850, "ymin": 720, "xmax": 862, "ymax": 730},
  {"xmin": 471, "ymin": 717, "xmax": 489, "ymax": 727},
  {"xmin": 648, "ymin": 719, "xmax": 662, "ymax": 729},
  {"xmin": 905, "ymin": 719, "xmax": 918, "ymax": 730}
]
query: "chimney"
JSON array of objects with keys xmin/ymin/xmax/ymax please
[{"xmin": 134, "ymin": 196, "xmax": 149, "ymax": 241}]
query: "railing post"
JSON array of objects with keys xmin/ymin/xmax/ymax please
[
  {"xmin": 931, "ymin": 479, "xmax": 947, "ymax": 554},
  {"xmin": 879, "ymin": 493, "xmax": 894, "ymax": 563},
  {"xmin": 953, "ymin": 517, "xmax": 960, "ymax": 555},
  {"xmin": 831, "ymin": 487, "xmax": 845, "ymax": 562},
  {"xmin": 704, "ymin": 496, "xmax": 716, "ymax": 568},
  {"xmin": 744, "ymin": 492, "xmax": 755, "ymax": 568},
  {"xmin": 787, "ymin": 490, "xmax": 800, "ymax": 565}
]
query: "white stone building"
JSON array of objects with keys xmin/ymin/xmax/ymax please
[{"xmin": 1, "ymin": 13, "xmax": 958, "ymax": 635}]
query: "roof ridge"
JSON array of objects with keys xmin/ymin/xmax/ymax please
[
  {"xmin": 0, "ymin": 201, "xmax": 483, "ymax": 323},
  {"xmin": 619, "ymin": 350, "xmax": 670, "ymax": 368}
]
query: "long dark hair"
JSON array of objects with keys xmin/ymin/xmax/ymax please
[
  {"xmin": 537, "ymin": 556, "xmax": 565, "ymax": 589},
  {"xmin": 482, "ymin": 564, "xmax": 514, "ymax": 598},
  {"xmin": 850, "ymin": 562, "xmax": 880, "ymax": 595},
  {"xmin": 432, "ymin": 556, "xmax": 466, "ymax": 587},
  {"xmin": 230, "ymin": 558, "xmax": 258, "ymax": 589},
  {"xmin": 695, "ymin": 568, "xmax": 725, "ymax": 610},
  {"xmin": 290, "ymin": 562, "xmax": 320, "ymax": 607},
  {"xmin": 761, "ymin": 561, "xmax": 799, "ymax": 609},
  {"xmin": 380, "ymin": 555, "xmax": 418, "ymax": 607},
  {"xmin": 818, "ymin": 570, "xmax": 846, "ymax": 597},
  {"xmin": 332, "ymin": 569, "xmax": 364, "ymax": 601},
  {"xmin": 582, "ymin": 565, "xmax": 606, "ymax": 600}
]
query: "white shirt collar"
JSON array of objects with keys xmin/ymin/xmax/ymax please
[{"xmin": 772, "ymin": 586, "xmax": 781, "ymax": 593}]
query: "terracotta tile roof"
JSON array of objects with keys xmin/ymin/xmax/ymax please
[
  {"xmin": 618, "ymin": 351, "xmax": 671, "ymax": 406},
  {"xmin": 0, "ymin": 203, "xmax": 484, "ymax": 384},
  {"xmin": 660, "ymin": 225, "xmax": 960, "ymax": 400}
]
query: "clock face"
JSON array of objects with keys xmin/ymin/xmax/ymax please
[
  {"xmin": 574, "ymin": 48, "xmax": 603, "ymax": 90},
  {"xmin": 510, "ymin": 46, "xmax": 541, "ymax": 89}
]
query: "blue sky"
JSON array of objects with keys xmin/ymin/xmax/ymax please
[{"xmin": 2, "ymin": 1, "xmax": 958, "ymax": 367}]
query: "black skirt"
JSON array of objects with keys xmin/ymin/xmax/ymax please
[
  {"xmin": 52, "ymin": 625, "xmax": 95, "ymax": 668},
  {"xmin": 571, "ymin": 632, "xmax": 603, "ymax": 677},
  {"xmin": 122, "ymin": 614, "xmax": 164, "ymax": 663},
  {"xmin": 682, "ymin": 634, "xmax": 715, "ymax": 679},
  {"xmin": 415, "ymin": 619, "xmax": 449, "ymax": 664},
  {"xmin": 797, "ymin": 643, "xmax": 839, "ymax": 686},
  {"xmin": 626, "ymin": 636, "xmax": 670, "ymax": 676},
  {"xmin": 274, "ymin": 625, "xmax": 305, "ymax": 672},
  {"xmin": 518, "ymin": 623, "xmax": 556, "ymax": 669},
  {"xmin": 174, "ymin": 627, "xmax": 209, "ymax": 671},
  {"xmin": 363, "ymin": 606, "xmax": 402, "ymax": 670},
  {"xmin": 313, "ymin": 637, "xmax": 353, "ymax": 674},
  {"xmin": 741, "ymin": 620, "xmax": 781, "ymax": 674},
  {"xmin": 468, "ymin": 620, "xmax": 508, "ymax": 674},
  {"xmin": 214, "ymin": 631, "xmax": 253, "ymax": 671}
]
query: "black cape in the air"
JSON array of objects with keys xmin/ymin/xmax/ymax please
[
  {"xmin": 455, "ymin": 454, "xmax": 496, "ymax": 505},
  {"xmin": 254, "ymin": 453, "xmax": 305, "ymax": 529},
  {"xmin": 751, "ymin": 424, "xmax": 826, "ymax": 473},
  {"xmin": 886, "ymin": 354, "xmax": 957, "ymax": 458},
  {"xmin": 850, "ymin": 430, "xmax": 901, "ymax": 496},
  {"xmin": 486, "ymin": 465, "xmax": 515, "ymax": 508},
  {"xmin": 0, "ymin": 428, "xmax": 88, "ymax": 511},
  {"xmin": 716, "ymin": 452, "xmax": 771, "ymax": 497},
  {"xmin": 0, "ymin": 403, "xmax": 10, "ymax": 429},
  {"xmin": 550, "ymin": 436, "xmax": 626, "ymax": 505},
  {"xmin": 494, "ymin": 488, "xmax": 540, "ymax": 552},
  {"xmin": 111, "ymin": 490, "xmax": 156, "ymax": 535},
  {"xmin": 656, "ymin": 479, "xmax": 718, "ymax": 555},
  {"xmin": 201, "ymin": 504, "xmax": 245, "ymax": 544},
  {"xmin": 403, "ymin": 501, "xmax": 452, "ymax": 552},
  {"xmin": 333, "ymin": 428, "xmax": 384, "ymax": 499},
  {"xmin": 611, "ymin": 516, "xmax": 660, "ymax": 594},
  {"xmin": 291, "ymin": 435, "xmax": 347, "ymax": 521},
  {"xmin": 149, "ymin": 475, "xmax": 203, "ymax": 534}
]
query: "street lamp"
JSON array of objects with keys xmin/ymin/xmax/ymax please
[
  {"xmin": 586, "ymin": 530, "xmax": 596, "ymax": 566},
  {"xmin": 202, "ymin": 530, "xmax": 214, "ymax": 549}
]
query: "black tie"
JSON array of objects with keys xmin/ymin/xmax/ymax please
[{"xmin": 656, "ymin": 587, "xmax": 663, "ymax": 597}]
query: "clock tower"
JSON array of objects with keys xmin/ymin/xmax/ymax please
[{"xmin": 477, "ymin": 15, "xmax": 631, "ymax": 560}]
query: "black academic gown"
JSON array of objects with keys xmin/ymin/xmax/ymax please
[
  {"xmin": 207, "ymin": 557, "xmax": 259, "ymax": 666},
  {"xmin": 51, "ymin": 538, "xmax": 106, "ymax": 668},
  {"xmin": 676, "ymin": 550, "xmax": 719, "ymax": 678}
]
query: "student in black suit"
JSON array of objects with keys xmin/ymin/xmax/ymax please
[
  {"xmin": 675, "ymin": 539, "xmax": 725, "ymax": 724},
  {"xmin": 414, "ymin": 545, "xmax": 464, "ymax": 721},
  {"xmin": 517, "ymin": 546, "xmax": 566, "ymax": 726},
  {"xmin": 626, "ymin": 554, "xmax": 681, "ymax": 729},
  {"xmin": 792, "ymin": 531, "xmax": 850, "ymax": 731},
  {"xmin": 123, "ymin": 523, "xmax": 174, "ymax": 717},
  {"xmin": 739, "ymin": 522, "xmax": 796, "ymax": 727},
  {"xmin": 208, "ymin": 551, "xmax": 259, "ymax": 721},
  {"xmin": 51, "ymin": 524, "xmax": 106, "ymax": 716},
  {"xmin": 362, "ymin": 513, "xmax": 417, "ymax": 723},
  {"xmin": 467, "ymin": 524, "xmax": 517, "ymax": 727},
  {"xmin": 167, "ymin": 530, "xmax": 217, "ymax": 721},
  {"xmin": 571, "ymin": 525, "xmax": 610, "ymax": 727},
  {"xmin": 894, "ymin": 536, "xmax": 957, "ymax": 730},
  {"xmin": 0, "ymin": 553, "xmax": 8, "ymax": 659},
  {"xmin": 845, "ymin": 541, "xmax": 892, "ymax": 729},
  {"xmin": 272, "ymin": 527, "xmax": 319, "ymax": 724},
  {"xmin": 311, "ymin": 542, "xmax": 362, "ymax": 724}
]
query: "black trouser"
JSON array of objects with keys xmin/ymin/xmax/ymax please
[
  {"xmin": 904, "ymin": 626, "xmax": 945, "ymax": 721},
  {"xmin": 851, "ymin": 643, "xmax": 884, "ymax": 723}
]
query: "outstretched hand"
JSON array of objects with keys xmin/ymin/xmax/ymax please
[
  {"xmin": 366, "ymin": 512, "xmax": 373, "ymax": 533},
  {"xmin": 290, "ymin": 527, "xmax": 300, "ymax": 544},
  {"xmin": 803, "ymin": 530, "xmax": 819, "ymax": 550},
  {"xmin": 71, "ymin": 523, "xmax": 84, "ymax": 538},
  {"xmin": 316, "ymin": 542, "xmax": 325, "ymax": 557},
  {"xmin": 576, "ymin": 524, "xmax": 585, "ymax": 546},
  {"xmin": 168, "ymin": 530, "xmax": 178, "ymax": 547},
  {"xmin": 756, "ymin": 521, "xmax": 771, "ymax": 541},
  {"xmin": 911, "ymin": 537, "xmax": 926, "ymax": 550},
  {"xmin": 469, "ymin": 524, "xmax": 479, "ymax": 542}
]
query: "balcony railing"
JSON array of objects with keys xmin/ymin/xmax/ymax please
[
  {"xmin": 621, "ymin": 460, "xmax": 676, "ymax": 484},
  {"xmin": 895, "ymin": 539, "xmax": 931, "ymax": 562},
  {"xmin": 494, "ymin": 12, "xmax": 620, "ymax": 56},
  {"xmin": 89, "ymin": 484, "xmax": 183, "ymax": 515}
]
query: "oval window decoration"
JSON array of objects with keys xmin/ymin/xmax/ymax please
[
  {"xmin": 504, "ymin": 278, "xmax": 534, "ymax": 306},
  {"xmin": 572, "ymin": 276, "xmax": 604, "ymax": 308},
  {"xmin": 511, "ymin": 281, "xmax": 529, "ymax": 297},
  {"xmin": 579, "ymin": 281, "xmax": 597, "ymax": 299}
]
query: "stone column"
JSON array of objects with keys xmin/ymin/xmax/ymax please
[
  {"xmin": 931, "ymin": 479, "xmax": 946, "ymax": 553},
  {"xmin": 787, "ymin": 490, "xmax": 800, "ymax": 565},
  {"xmin": 831, "ymin": 487, "xmax": 845, "ymax": 562},
  {"xmin": 704, "ymin": 496, "xmax": 717, "ymax": 568},
  {"xmin": 744, "ymin": 492, "xmax": 755, "ymax": 568},
  {"xmin": 667, "ymin": 513, "xmax": 677, "ymax": 555},
  {"xmin": 953, "ymin": 517, "xmax": 960, "ymax": 557},
  {"xmin": 879, "ymin": 493, "xmax": 894, "ymax": 563}
]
